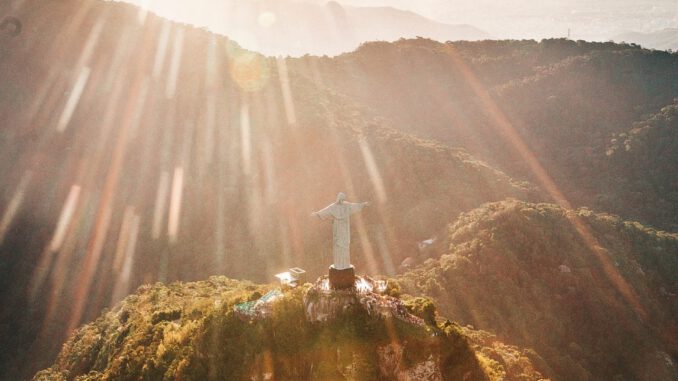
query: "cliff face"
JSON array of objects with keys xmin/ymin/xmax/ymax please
[{"xmin": 31, "ymin": 276, "xmax": 546, "ymax": 381}]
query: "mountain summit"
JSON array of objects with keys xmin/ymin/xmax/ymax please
[{"xmin": 32, "ymin": 277, "xmax": 546, "ymax": 380}]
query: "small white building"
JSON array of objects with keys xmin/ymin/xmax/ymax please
[{"xmin": 275, "ymin": 267, "xmax": 307, "ymax": 287}]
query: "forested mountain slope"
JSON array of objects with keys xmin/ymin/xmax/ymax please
[
  {"xmin": 294, "ymin": 39, "xmax": 678, "ymax": 231},
  {"xmin": 398, "ymin": 200, "xmax": 678, "ymax": 380}
]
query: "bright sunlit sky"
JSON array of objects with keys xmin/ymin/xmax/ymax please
[
  {"xmin": 350, "ymin": 0, "xmax": 678, "ymax": 37},
  {"xmin": 116, "ymin": 0, "xmax": 678, "ymax": 55}
]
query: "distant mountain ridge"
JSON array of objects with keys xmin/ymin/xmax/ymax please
[
  {"xmin": 116, "ymin": 0, "xmax": 490, "ymax": 56},
  {"xmin": 613, "ymin": 28, "xmax": 678, "ymax": 52}
]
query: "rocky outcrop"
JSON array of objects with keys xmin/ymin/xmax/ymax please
[
  {"xmin": 378, "ymin": 343, "xmax": 444, "ymax": 381},
  {"xmin": 304, "ymin": 275, "xmax": 423, "ymax": 326}
]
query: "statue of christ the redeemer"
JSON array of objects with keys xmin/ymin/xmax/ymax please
[{"xmin": 312, "ymin": 192, "xmax": 368, "ymax": 289}]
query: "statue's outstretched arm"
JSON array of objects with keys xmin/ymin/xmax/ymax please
[
  {"xmin": 348, "ymin": 201, "xmax": 369, "ymax": 215},
  {"xmin": 312, "ymin": 203, "xmax": 334, "ymax": 220}
]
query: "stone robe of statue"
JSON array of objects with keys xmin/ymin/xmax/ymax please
[{"xmin": 312, "ymin": 192, "xmax": 368, "ymax": 270}]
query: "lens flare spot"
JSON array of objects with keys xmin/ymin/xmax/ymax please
[
  {"xmin": 57, "ymin": 67, "xmax": 91, "ymax": 132},
  {"xmin": 358, "ymin": 138, "xmax": 387, "ymax": 204},
  {"xmin": 276, "ymin": 57, "xmax": 297, "ymax": 125},
  {"xmin": 152, "ymin": 171, "xmax": 170, "ymax": 240},
  {"xmin": 49, "ymin": 185, "xmax": 82, "ymax": 252},
  {"xmin": 0, "ymin": 171, "xmax": 32, "ymax": 245},
  {"xmin": 240, "ymin": 101, "xmax": 252, "ymax": 175},
  {"xmin": 168, "ymin": 167, "xmax": 184, "ymax": 244},
  {"xmin": 111, "ymin": 213, "xmax": 140, "ymax": 303},
  {"xmin": 230, "ymin": 52, "xmax": 270, "ymax": 92},
  {"xmin": 152, "ymin": 21, "xmax": 172, "ymax": 78},
  {"xmin": 166, "ymin": 29, "xmax": 184, "ymax": 99}
]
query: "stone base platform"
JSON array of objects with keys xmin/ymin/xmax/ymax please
[
  {"xmin": 329, "ymin": 265, "xmax": 355, "ymax": 290},
  {"xmin": 303, "ymin": 275, "xmax": 423, "ymax": 326}
]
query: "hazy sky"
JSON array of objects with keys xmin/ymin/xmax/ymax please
[
  {"xmin": 328, "ymin": 0, "xmax": 678, "ymax": 39},
  {"xmin": 119, "ymin": 0, "xmax": 678, "ymax": 43}
]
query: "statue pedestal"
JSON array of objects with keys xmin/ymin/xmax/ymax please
[{"xmin": 329, "ymin": 265, "xmax": 355, "ymax": 290}]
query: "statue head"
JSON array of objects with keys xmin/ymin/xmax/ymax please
[{"xmin": 336, "ymin": 192, "xmax": 346, "ymax": 203}]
